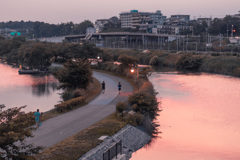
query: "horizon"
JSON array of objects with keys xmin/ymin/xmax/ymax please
[{"xmin": 1, "ymin": 0, "xmax": 239, "ymax": 24}]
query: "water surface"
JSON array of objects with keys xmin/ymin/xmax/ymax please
[
  {"xmin": 0, "ymin": 63, "xmax": 62, "ymax": 113},
  {"xmin": 131, "ymin": 72, "xmax": 240, "ymax": 160}
]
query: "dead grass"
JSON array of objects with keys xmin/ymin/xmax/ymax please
[{"xmin": 34, "ymin": 114, "xmax": 126, "ymax": 160}]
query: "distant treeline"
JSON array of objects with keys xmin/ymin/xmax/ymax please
[
  {"xmin": 0, "ymin": 35, "xmax": 101, "ymax": 69},
  {"xmin": 0, "ymin": 20, "xmax": 93, "ymax": 38}
]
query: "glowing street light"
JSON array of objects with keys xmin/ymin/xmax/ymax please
[{"xmin": 130, "ymin": 68, "xmax": 134, "ymax": 73}]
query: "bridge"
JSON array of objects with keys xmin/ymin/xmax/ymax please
[{"xmin": 64, "ymin": 32, "xmax": 186, "ymax": 50}]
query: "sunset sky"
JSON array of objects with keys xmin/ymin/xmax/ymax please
[{"xmin": 1, "ymin": 0, "xmax": 239, "ymax": 24}]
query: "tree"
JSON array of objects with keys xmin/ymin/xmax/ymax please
[
  {"xmin": 118, "ymin": 54, "xmax": 138, "ymax": 68},
  {"xmin": 0, "ymin": 104, "xmax": 41, "ymax": 160},
  {"xmin": 73, "ymin": 20, "xmax": 94, "ymax": 34},
  {"xmin": 22, "ymin": 43, "xmax": 52, "ymax": 69},
  {"xmin": 117, "ymin": 54, "xmax": 138, "ymax": 75},
  {"xmin": 56, "ymin": 59, "xmax": 93, "ymax": 90}
]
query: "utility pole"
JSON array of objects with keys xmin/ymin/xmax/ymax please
[{"xmin": 227, "ymin": 24, "xmax": 229, "ymax": 37}]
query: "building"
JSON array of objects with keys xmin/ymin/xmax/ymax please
[
  {"xmin": 166, "ymin": 15, "xmax": 190, "ymax": 26},
  {"xmin": 153, "ymin": 25, "xmax": 191, "ymax": 35},
  {"xmin": 170, "ymin": 15, "xmax": 190, "ymax": 21},
  {"xmin": 120, "ymin": 10, "xmax": 166, "ymax": 29},
  {"xmin": 95, "ymin": 19, "xmax": 110, "ymax": 33},
  {"xmin": 197, "ymin": 18, "xmax": 212, "ymax": 26}
]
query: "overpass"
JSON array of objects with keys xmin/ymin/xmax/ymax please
[{"xmin": 64, "ymin": 32, "xmax": 186, "ymax": 50}]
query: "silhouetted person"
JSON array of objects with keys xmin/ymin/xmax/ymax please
[
  {"xmin": 118, "ymin": 82, "xmax": 122, "ymax": 94},
  {"xmin": 102, "ymin": 81, "xmax": 105, "ymax": 94}
]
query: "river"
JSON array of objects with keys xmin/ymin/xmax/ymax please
[
  {"xmin": 0, "ymin": 63, "xmax": 62, "ymax": 113},
  {"xmin": 131, "ymin": 72, "xmax": 240, "ymax": 160}
]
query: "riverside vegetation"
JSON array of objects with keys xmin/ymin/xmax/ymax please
[{"xmin": 103, "ymin": 49, "xmax": 240, "ymax": 77}]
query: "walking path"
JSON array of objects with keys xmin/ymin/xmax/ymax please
[{"xmin": 27, "ymin": 71, "xmax": 133, "ymax": 148}]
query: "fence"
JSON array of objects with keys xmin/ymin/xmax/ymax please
[{"xmin": 103, "ymin": 140, "xmax": 122, "ymax": 160}]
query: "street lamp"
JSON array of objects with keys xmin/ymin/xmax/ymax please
[
  {"xmin": 71, "ymin": 26, "xmax": 74, "ymax": 35},
  {"xmin": 130, "ymin": 66, "xmax": 139, "ymax": 93}
]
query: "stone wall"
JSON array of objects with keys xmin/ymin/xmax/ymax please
[{"xmin": 79, "ymin": 125, "xmax": 151, "ymax": 160}]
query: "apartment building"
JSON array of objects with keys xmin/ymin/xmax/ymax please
[
  {"xmin": 197, "ymin": 18, "xmax": 212, "ymax": 26},
  {"xmin": 120, "ymin": 10, "xmax": 166, "ymax": 29},
  {"xmin": 153, "ymin": 25, "xmax": 191, "ymax": 35}
]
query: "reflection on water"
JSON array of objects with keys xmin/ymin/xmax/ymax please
[
  {"xmin": 31, "ymin": 79, "xmax": 58, "ymax": 97},
  {"xmin": 131, "ymin": 72, "xmax": 240, "ymax": 160},
  {"xmin": 0, "ymin": 63, "xmax": 62, "ymax": 113}
]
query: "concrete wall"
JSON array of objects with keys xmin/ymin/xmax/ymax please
[{"xmin": 79, "ymin": 125, "xmax": 151, "ymax": 160}]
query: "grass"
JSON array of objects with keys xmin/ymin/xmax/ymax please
[{"xmin": 34, "ymin": 114, "xmax": 126, "ymax": 160}]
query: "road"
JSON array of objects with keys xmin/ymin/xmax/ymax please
[{"xmin": 26, "ymin": 71, "xmax": 133, "ymax": 148}]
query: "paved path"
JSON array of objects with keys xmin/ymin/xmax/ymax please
[{"xmin": 27, "ymin": 71, "xmax": 133, "ymax": 148}]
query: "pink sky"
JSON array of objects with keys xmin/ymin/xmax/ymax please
[{"xmin": 1, "ymin": 0, "xmax": 239, "ymax": 24}]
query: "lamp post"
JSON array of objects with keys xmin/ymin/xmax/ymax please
[{"xmin": 130, "ymin": 66, "xmax": 139, "ymax": 93}]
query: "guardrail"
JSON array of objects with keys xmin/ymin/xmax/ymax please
[{"xmin": 103, "ymin": 139, "xmax": 122, "ymax": 160}]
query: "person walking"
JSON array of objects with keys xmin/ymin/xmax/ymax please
[
  {"xmin": 39, "ymin": 112, "xmax": 43, "ymax": 126},
  {"xmin": 118, "ymin": 82, "xmax": 122, "ymax": 94},
  {"xmin": 102, "ymin": 81, "xmax": 105, "ymax": 94},
  {"xmin": 33, "ymin": 109, "xmax": 41, "ymax": 128}
]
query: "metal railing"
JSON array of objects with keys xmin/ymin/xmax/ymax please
[{"xmin": 103, "ymin": 139, "xmax": 122, "ymax": 160}]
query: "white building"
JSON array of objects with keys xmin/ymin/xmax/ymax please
[
  {"xmin": 120, "ymin": 10, "xmax": 166, "ymax": 29},
  {"xmin": 94, "ymin": 19, "xmax": 110, "ymax": 33}
]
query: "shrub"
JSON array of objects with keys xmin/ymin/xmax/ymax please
[
  {"xmin": 61, "ymin": 90, "xmax": 74, "ymax": 101},
  {"xmin": 128, "ymin": 92, "xmax": 159, "ymax": 119},
  {"xmin": 116, "ymin": 102, "xmax": 127, "ymax": 116},
  {"xmin": 149, "ymin": 56, "xmax": 162, "ymax": 67},
  {"xmin": 176, "ymin": 53, "xmax": 204, "ymax": 70},
  {"xmin": 124, "ymin": 112, "xmax": 144, "ymax": 126},
  {"xmin": 73, "ymin": 89, "xmax": 82, "ymax": 98},
  {"xmin": 55, "ymin": 96, "xmax": 86, "ymax": 113},
  {"xmin": 233, "ymin": 67, "xmax": 240, "ymax": 77}
]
